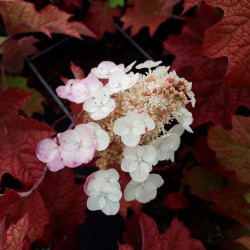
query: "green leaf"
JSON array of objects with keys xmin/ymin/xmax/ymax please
[
  {"xmin": 183, "ymin": 166, "xmax": 224, "ymax": 201},
  {"xmin": 244, "ymin": 194, "xmax": 250, "ymax": 204},
  {"xmin": 208, "ymin": 116, "xmax": 250, "ymax": 185},
  {"xmin": 109, "ymin": 0, "xmax": 124, "ymax": 8},
  {"xmin": 0, "ymin": 75, "xmax": 44, "ymax": 116}
]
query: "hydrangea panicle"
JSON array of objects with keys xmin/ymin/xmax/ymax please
[{"xmin": 37, "ymin": 59, "xmax": 196, "ymax": 215}]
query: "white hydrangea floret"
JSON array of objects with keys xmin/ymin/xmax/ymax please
[
  {"xmin": 136, "ymin": 60, "xmax": 162, "ymax": 70},
  {"xmin": 174, "ymin": 107, "xmax": 193, "ymax": 133},
  {"xmin": 140, "ymin": 113, "xmax": 155, "ymax": 132},
  {"xmin": 86, "ymin": 122, "xmax": 110, "ymax": 151},
  {"xmin": 186, "ymin": 81, "xmax": 196, "ymax": 107},
  {"xmin": 106, "ymin": 71, "xmax": 139, "ymax": 94},
  {"xmin": 151, "ymin": 124, "xmax": 184, "ymax": 165},
  {"xmin": 152, "ymin": 66, "xmax": 170, "ymax": 79},
  {"xmin": 84, "ymin": 169, "xmax": 122, "ymax": 215},
  {"xmin": 125, "ymin": 61, "xmax": 136, "ymax": 72},
  {"xmin": 59, "ymin": 124, "xmax": 96, "ymax": 168},
  {"xmin": 121, "ymin": 145, "xmax": 156, "ymax": 182},
  {"xmin": 124, "ymin": 174, "xmax": 164, "ymax": 203},
  {"xmin": 70, "ymin": 72, "xmax": 103, "ymax": 103},
  {"xmin": 113, "ymin": 112, "xmax": 155, "ymax": 147},
  {"xmin": 91, "ymin": 61, "xmax": 125, "ymax": 79},
  {"xmin": 83, "ymin": 87, "xmax": 116, "ymax": 120}
]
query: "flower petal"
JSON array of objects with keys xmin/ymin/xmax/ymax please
[
  {"xmin": 113, "ymin": 117, "xmax": 129, "ymax": 136},
  {"xmin": 36, "ymin": 138, "xmax": 58, "ymax": 163},
  {"xmin": 130, "ymin": 162, "xmax": 150, "ymax": 182},
  {"xmin": 121, "ymin": 158, "xmax": 138, "ymax": 172},
  {"xmin": 147, "ymin": 174, "xmax": 164, "ymax": 188},
  {"xmin": 121, "ymin": 132, "xmax": 140, "ymax": 147},
  {"xmin": 142, "ymin": 145, "xmax": 156, "ymax": 163},
  {"xmin": 101, "ymin": 200, "xmax": 120, "ymax": 215},
  {"xmin": 124, "ymin": 181, "xmax": 136, "ymax": 201},
  {"xmin": 83, "ymin": 98, "xmax": 98, "ymax": 113},
  {"xmin": 87, "ymin": 195, "xmax": 103, "ymax": 211},
  {"xmin": 135, "ymin": 182, "xmax": 157, "ymax": 203},
  {"xmin": 46, "ymin": 154, "xmax": 65, "ymax": 172}
]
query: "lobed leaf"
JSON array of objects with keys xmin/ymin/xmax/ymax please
[
  {"xmin": 0, "ymin": 88, "xmax": 54, "ymax": 189},
  {"xmin": 0, "ymin": 190, "xmax": 49, "ymax": 244},
  {"xmin": 121, "ymin": 0, "xmax": 180, "ymax": 37},
  {"xmin": 208, "ymin": 116, "xmax": 250, "ymax": 184},
  {"xmin": 1, "ymin": 214, "xmax": 29, "ymax": 250},
  {"xmin": 139, "ymin": 213, "xmax": 205, "ymax": 250},
  {"xmin": 202, "ymin": 0, "xmax": 250, "ymax": 86},
  {"xmin": 0, "ymin": 1, "xmax": 95, "ymax": 39}
]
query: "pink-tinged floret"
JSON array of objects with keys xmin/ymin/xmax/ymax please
[
  {"xmin": 36, "ymin": 138, "xmax": 65, "ymax": 172},
  {"xmin": 91, "ymin": 61, "xmax": 125, "ymax": 79},
  {"xmin": 70, "ymin": 73, "xmax": 103, "ymax": 103},
  {"xmin": 59, "ymin": 124, "xmax": 96, "ymax": 168},
  {"xmin": 56, "ymin": 79, "xmax": 80, "ymax": 102},
  {"xmin": 47, "ymin": 154, "xmax": 65, "ymax": 172},
  {"xmin": 84, "ymin": 171, "xmax": 97, "ymax": 196},
  {"xmin": 36, "ymin": 138, "xmax": 58, "ymax": 163}
]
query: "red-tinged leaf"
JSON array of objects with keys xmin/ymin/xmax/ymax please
[
  {"xmin": 236, "ymin": 236, "xmax": 250, "ymax": 249},
  {"xmin": 71, "ymin": 102, "xmax": 85, "ymax": 125},
  {"xmin": 0, "ymin": 1, "xmax": 95, "ymax": 39},
  {"xmin": 2, "ymin": 214, "xmax": 29, "ymax": 250},
  {"xmin": 61, "ymin": 0, "xmax": 83, "ymax": 12},
  {"xmin": 122, "ymin": 213, "xmax": 142, "ymax": 250},
  {"xmin": 68, "ymin": 22, "xmax": 97, "ymax": 39},
  {"xmin": 190, "ymin": 58, "xmax": 250, "ymax": 129},
  {"xmin": 121, "ymin": 0, "xmax": 179, "ymax": 37},
  {"xmin": 139, "ymin": 213, "xmax": 205, "ymax": 250},
  {"xmin": 118, "ymin": 242, "xmax": 134, "ymax": 250},
  {"xmin": 0, "ymin": 88, "xmax": 54, "ymax": 189},
  {"xmin": 0, "ymin": 217, "xmax": 6, "ymax": 249},
  {"xmin": 208, "ymin": 183, "xmax": 250, "ymax": 227},
  {"xmin": 208, "ymin": 116, "xmax": 250, "ymax": 185},
  {"xmin": 60, "ymin": 61, "xmax": 84, "ymax": 86},
  {"xmin": 165, "ymin": 193, "xmax": 188, "ymax": 209},
  {"xmin": 202, "ymin": 0, "xmax": 250, "ymax": 86},
  {"xmin": 84, "ymin": 1, "xmax": 121, "ymax": 39},
  {"xmin": 70, "ymin": 61, "xmax": 85, "ymax": 79},
  {"xmin": 3, "ymin": 36, "xmax": 39, "ymax": 74},
  {"xmin": 0, "ymin": 190, "xmax": 49, "ymax": 243},
  {"xmin": 193, "ymin": 137, "xmax": 237, "ymax": 181},
  {"xmin": 221, "ymin": 224, "xmax": 250, "ymax": 250},
  {"xmin": 164, "ymin": 4, "xmax": 221, "ymax": 72},
  {"xmin": 39, "ymin": 168, "xmax": 87, "ymax": 236},
  {"xmin": 194, "ymin": 137, "xmax": 219, "ymax": 170},
  {"xmin": 0, "ymin": 75, "xmax": 44, "ymax": 117},
  {"xmin": 182, "ymin": 0, "xmax": 201, "ymax": 14},
  {"xmin": 182, "ymin": 166, "xmax": 224, "ymax": 200},
  {"xmin": 163, "ymin": 4, "xmax": 250, "ymax": 128}
]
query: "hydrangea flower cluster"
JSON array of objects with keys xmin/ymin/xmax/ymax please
[{"xmin": 36, "ymin": 60, "xmax": 195, "ymax": 215}]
